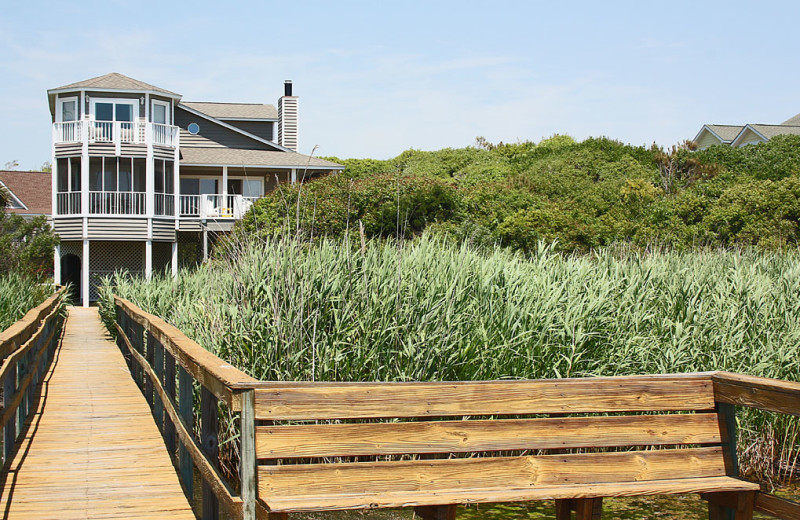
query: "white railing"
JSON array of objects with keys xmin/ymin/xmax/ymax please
[
  {"xmin": 89, "ymin": 191, "xmax": 146, "ymax": 215},
  {"xmin": 179, "ymin": 195, "xmax": 201, "ymax": 217},
  {"xmin": 53, "ymin": 121, "xmax": 178, "ymax": 148},
  {"xmin": 155, "ymin": 193, "xmax": 175, "ymax": 216},
  {"xmin": 201, "ymin": 194, "xmax": 243, "ymax": 219},
  {"xmin": 151, "ymin": 123, "xmax": 178, "ymax": 147},
  {"xmin": 56, "ymin": 192, "xmax": 81, "ymax": 215},
  {"xmin": 53, "ymin": 122, "xmax": 82, "ymax": 143}
]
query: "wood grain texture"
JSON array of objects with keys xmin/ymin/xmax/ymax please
[
  {"xmin": 259, "ymin": 448, "xmax": 728, "ymax": 499},
  {"xmin": 714, "ymin": 372, "xmax": 800, "ymax": 417},
  {"xmin": 256, "ymin": 413, "xmax": 722, "ymax": 459},
  {"xmin": 0, "ymin": 289, "xmax": 63, "ymax": 359},
  {"xmin": 754, "ymin": 492, "xmax": 800, "ymax": 519},
  {"xmin": 0, "ymin": 306, "xmax": 194, "ymax": 519},
  {"xmin": 253, "ymin": 375, "xmax": 716, "ymax": 420},
  {"xmin": 260, "ymin": 476, "xmax": 759, "ymax": 513},
  {"xmin": 414, "ymin": 505, "xmax": 457, "ymax": 520},
  {"xmin": 116, "ymin": 297, "xmax": 257, "ymax": 409}
]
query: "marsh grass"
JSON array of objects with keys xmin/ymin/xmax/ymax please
[
  {"xmin": 0, "ymin": 272, "xmax": 53, "ymax": 331},
  {"xmin": 99, "ymin": 235, "xmax": 800, "ymax": 481}
]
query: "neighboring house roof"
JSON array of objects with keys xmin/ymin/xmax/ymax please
[
  {"xmin": 181, "ymin": 102, "xmax": 277, "ymax": 120},
  {"xmin": 782, "ymin": 113, "xmax": 800, "ymax": 125},
  {"xmin": 50, "ymin": 72, "xmax": 180, "ymax": 97},
  {"xmin": 180, "ymin": 148, "xmax": 343, "ymax": 169},
  {"xmin": 699, "ymin": 124, "xmax": 745, "ymax": 143},
  {"xmin": 745, "ymin": 124, "xmax": 800, "ymax": 139},
  {"xmin": 0, "ymin": 171, "xmax": 51, "ymax": 216}
]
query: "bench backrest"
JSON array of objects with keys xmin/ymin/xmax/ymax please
[{"xmin": 252, "ymin": 373, "xmax": 732, "ymax": 510}]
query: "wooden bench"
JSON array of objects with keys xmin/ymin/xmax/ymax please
[
  {"xmin": 111, "ymin": 298, "xmax": 800, "ymax": 520},
  {"xmin": 246, "ymin": 373, "xmax": 790, "ymax": 520}
]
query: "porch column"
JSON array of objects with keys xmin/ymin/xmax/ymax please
[
  {"xmin": 171, "ymin": 241, "xmax": 178, "ymax": 277},
  {"xmin": 82, "ymin": 239, "xmax": 89, "ymax": 307},
  {"xmin": 203, "ymin": 228, "xmax": 208, "ymax": 261},
  {"xmin": 291, "ymin": 168, "xmax": 297, "ymax": 184},
  {"xmin": 222, "ymin": 166, "xmax": 228, "ymax": 208},
  {"xmin": 145, "ymin": 240, "xmax": 153, "ymax": 280},
  {"xmin": 53, "ymin": 244, "xmax": 61, "ymax": 285}
]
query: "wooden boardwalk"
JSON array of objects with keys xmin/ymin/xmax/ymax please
[{"xmin": 0, "ymin": 307, "xmax": 195, "ymax": 519}]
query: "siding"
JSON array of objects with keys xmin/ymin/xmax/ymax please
[
  {"xmin": 154, "ymin": 146, "xmax": 175, "ymax": 160},
  {"xmin": 120, "ymin": 144, "xmax": 147, "ymax": 156},
  {"xmin": 278, "ymin": 97, "xmax": 298, "ymax": 151},
  {"xmin": 88, "ymin": 143, "xmax": 116, "ymax": 156},
  {"xmin": 87, "ymin": 218, "xmax": 148, "ymax": 240},
  {"xmin": 225, "ymin": 120, "xmax": 274, "ymax": 142},
  {"xmin": 175, "ymin": 107, "xmax": 270, "ymax": 150},
  {"xmin": 178, "ymin": 220, "xmax": 202, "ymax": 231},
  {"xmin": 54, "ymin": 217, "xmax": 83, "ymax": 240},
  {"xmin": 696, "ymin": 131, "xmax": 724, "ymax": 150},
  {"xmin": 152, "ymin": 219, "xmax": 176, "ymax": 241},
  {"xmin": 205, "ymin": 221, "xmax": 234, "ymax": 233},
  {"xmin": 735, "ymin": 129, "xmax": 767, "ymax": 147},
  {"xmin": 55, "ymin": 144, "xmax": 82, "ymax": 157}
]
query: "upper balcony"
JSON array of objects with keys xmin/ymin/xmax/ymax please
[{"xmin": 53, "ymin": 121, "xmax": 179, "ymax": 149}]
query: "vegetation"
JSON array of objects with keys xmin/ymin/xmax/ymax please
[
  {"xmin": 99, "ymin": 235, "xmax": 800, "ymax": 481},
  {"xmin": 0, "ymin": 271, "xmax": 52, "ymax": 331},
  {"xmin": 234, "ymin": 135, "xmax": 800, "ymax": 252}
]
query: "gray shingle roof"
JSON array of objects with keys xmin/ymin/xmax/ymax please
[
  {"xmin": 51, "ymin": 73, "xmax": 180, "ymax": 97},
  {"xmin": 704, "ymin": 125, "xmax": 745, "ymax": 142},
  {"xmin": 179, "ymin": 148, "xmax": 342, "ymax": 169},
  {"xmin": 181, "ymin": 102, "xmax": 277, "ymax": 120},
  {"xmin": 746, "ymin": 124, "xmax": 800, "ymax": 139},
  {"xmin": 782, "ymin": 113, "xmax": 800, "ymax": 125}
]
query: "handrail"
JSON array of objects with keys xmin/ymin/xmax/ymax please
[
  {"xmin": 0, "ymin": 288, "xmax": 66, "ymax": 465},
  {"xmin": 113, "ymin": 297, "xmax": 259, "ymax": 519}
]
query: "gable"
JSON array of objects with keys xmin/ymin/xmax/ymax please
[
  {"xmin": 175, "ymin": 106, "xmax": 281, "ymax": 151},
  {"xmin": 733, "ymin": 128, "xmax": 767, "ymax": 147},
  {"xmin": 695, "ymin": 129, "xmax": 725, "ymax": 150}
]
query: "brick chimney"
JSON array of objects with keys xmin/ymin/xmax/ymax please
[{"xmin": 278, "ymin": 80, "xmax": 298, "ymax": 151}]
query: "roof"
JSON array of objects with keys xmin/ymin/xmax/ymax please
[
  {"xmin": 181, "ymin": 102, "xmax": 277, "ymax": 120},
  {"xmin": 179, "ymin": 148, "xmax": 343, "ymax": 169},
  {"xmin": 0, "ymin": 171, "xmax": 51, "ymax": 216},
  {"xmin": 50, "ymin": 73, "xmax": 180, "ymax": 97},
  {"xmin": 702, "ymin": 125, "xmax": 745, "ymax": 143},
  {"xmin": 782, "ymin": 113, "xmax": 800, "ymax": 125},
  {"xmin": 745, "ymin": 124, "xmax": 800, "ymax": 139}
]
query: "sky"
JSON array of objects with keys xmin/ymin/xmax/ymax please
[{"xmin": 1, "ymin": 0, "xmax": 799, "ymax": 170}]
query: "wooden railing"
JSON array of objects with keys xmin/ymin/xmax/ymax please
[
  {"xmin": 0, "ymin": 289, "xmax": 66, "ymax": 465},
  {"xmin": 113, "ymin": 297, "xmax": 260, "ymax": 519},
  {"xmin": 111, "ymin": 296, "xmax": 800, "ymax": 520}
]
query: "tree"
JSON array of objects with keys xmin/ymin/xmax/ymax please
[
  {"xmin": 40, "ymin": 162, "xmax": 52, "ymax": 173},
  {"xmin": 651, "ymin": 140, "xmax": 718, "ymax": 196},
  {"xmin": 3, "ymin": 160, "xmax": 19, "ymax": 170},
  {"xmin": 0, "ymin": 185, "xmax": 59, "ymax": 277}
]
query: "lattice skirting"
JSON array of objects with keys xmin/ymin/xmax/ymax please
[{"xmin": 88, "ymin": 241, "xmax": 145, "ymax": 301}]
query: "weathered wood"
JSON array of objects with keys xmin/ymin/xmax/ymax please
[
  {"xmin": 0, "ymin": 290, "xmax": 63, "ymax": 359},
  {"xmin": 0, "ymin": 306, "xmax": 194, "ymax": 519},
  {"xmin": 262, "ymin": 476, "xmax": 759, "ymax": 513},
  {"xmin": 202, "ymin": 386, "xmax": 220, "ymax": 520},
  {"xmin": 256, "ymin": 413, "xmax": 722, "ymax": 459},
  {"xmin": 154, "ymin": 338, "xmax": 164, "ymax": 429},
  {"xmin": 574, "ymin": 498, "xmax": 602, "ymax": 520},
  {"xmin": 3, "ymin": 360, "xmax": 17, "ymax": 462},
  {"xmin": 253, "ymin": 375, "xmax": 716, "ymax": 420},
  {"xmin": 164, "ymin": 350, "xmax": 177, "ymax": 456},
  {"xmin": 414, "ymin": 505, "xmax": 457, "ymax": 520},
  {"xmin": 145, "ymin": 331, "xmax": 155, "ymax": 406},
  {"xmin": 714, "ymin": 372, "xmax": 800, "ymax": 416},
  {"xmin": 260, "ymin": 448, "xmax": 728, "ymax": 499},
  {"xmin": 115, "ymin": 297, "xmax": 257, "ymax": 410},
  {"xmin": 240, "ymin": 389, "xmax": 257, "ymax": 520},
  {"xmin": 555, "ymin": 499, "xmax": 571, "ymax": 520},
  {"xmin": 178, "ymin": 366, "xmax": 194, "ymax": 498},
  {"xmin": 754, "ymin": 492, "xmax": 800, "ymax": 519}
]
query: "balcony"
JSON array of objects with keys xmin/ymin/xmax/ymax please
[
  {"xmin": 179, "ymin": 194, "xmax": 259, "ymax": 219},
  {"xmin": 53, "ymin": 121, "xmax": 179, "ymax": 148}
]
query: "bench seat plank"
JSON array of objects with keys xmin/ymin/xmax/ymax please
[
  {"xmin": 261, "ymin": 476, "xmax": 759, "ymax": 513},
  {"xmin": 259, "ymin": 447, "xmax": 734, "ymax": 510},
  {"xmin": 257, "ymin": 413, "xmax": 722, "ymax": 459},
  {"xmin": 253, "ymin": 375, "xmax": 715, "ymax": 420}
]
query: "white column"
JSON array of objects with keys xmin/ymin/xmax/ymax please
[
  {"xmin": 222, "ymin": 166, "xmax": 228, "ymax": 197},
  {"xmin": 82, "ymin": 239, "xmax": 89, "ymax": 307},
  {"xmin": 145, "ymin": 240, "xmax": 153, "ymax": 280},
  {"xmin": 171, "ymin": 241, "xmax": 178, "ymax": 277},
  {"xmin": 291, "ymin": 168, "xmax": 297, "ymax": 184},
  {"xmin": 203, "ymin": 228, "xmax": 208, "ymax": 261},
  {"xmin": 53, "ymin": 244, "xmax": 61, "ymax": 285}
]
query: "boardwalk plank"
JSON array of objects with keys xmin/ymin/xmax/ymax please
[{"xmin": 0, "ymin": 307, "xmax": 195, "ymax": 519}]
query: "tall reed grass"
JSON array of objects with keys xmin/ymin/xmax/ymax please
[
  {"xmin": 98, "ymin": 235, "xmax": 800, "ymax": 481},
  {"xmin": 0, "ymin": 272, "xmax": 52, "ymax": 331}
]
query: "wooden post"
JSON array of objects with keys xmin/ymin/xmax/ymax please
[
  {"xmin": 716, "ymin": 402, "xmax": 738, "ymax": 520},
  {"xmin": 145, "ymin": 332, "xmax": 155, "ymax": 406},
  {"xmin": 201, "ymin": 386, "xmax": 219, "ymax": 520},
  {"xmin": 153, "ymin": 339, "xmax": 164, "ymax": 430},
  {"xmin": 17, "ymin": 353, "xmax": 26, "ymax": 433},
  {"xmin": 240, "ymin": 389, "xmax": 256, "ymax": 520},
  {"xmin": 3, "ymin": 363, "xmax": 17, "ymax": 463},
  {"xmin": 574, "ymin": 498, "xmax": 602, "ymax": 520},
  {"xmin": 414, "ymin": 505, "xmax": 457, "ymax": 520},
  {"xmin": 555, "ymin": 499, "xmax": 571, "ymax": 520},
  {"xmin": 164, "ymin": 351, "xmax": 177, "ymax": 456},
  {"xmin": 178, "ymin": 367, "xmax": 194, "ymax": 499}
]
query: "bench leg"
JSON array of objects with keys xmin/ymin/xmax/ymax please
[
  {"xmin": 705, "ymin": 491, "xmax": 755, "ymax": 520},
  {"xmin": 555, "ymin": 499, "xmax": 571, "ymax": 520},
  {"xmin": 414, "ymin": 505, "xmax": 457, "ymax": 520},
  {"xmin": 555, "ymin": 498, "xmax": 602, "ymax": 520}
]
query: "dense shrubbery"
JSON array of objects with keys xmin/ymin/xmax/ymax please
[
  {"xmin": 0, "ymin": 272, "xmax": 52, "ymax": 331},
  {"xmin": 235, "ymin": 135, "xmax": 800, "ymax": 252}
]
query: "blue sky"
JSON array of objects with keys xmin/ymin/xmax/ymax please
[{"xmin": 1, "ymin": 0, "xmax": 799, "ymax": 169}]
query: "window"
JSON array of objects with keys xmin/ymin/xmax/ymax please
[
  {"xmin": 154, "ymin": 159, "xmax": 174, "ymax": 194},
  {"xmin": 88, "ymin": 157, "xmax": 143, "ymax": 192},
  {"xmin": 91, "ymin": 99, "xmax": 136, "ymax": 122},
  {"xmin": 152, "ymin": 100, "xmax": 170, "ymax": 125},
  {"xmin": 243, "ymin": 179, "xmax": 262, "ymax": 198},
  {"xmin": 70, "ymin": 158, "xmax": 81, "ymax": 191},
  {"xmin": 57, "ymin": 158, "xmax": 68, "ymax": 192},
  {"xmin": 57, "ymin": 97, "xmax": 78, "ymax": 122}
]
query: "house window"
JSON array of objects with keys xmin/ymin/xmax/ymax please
[
  {"xmin": 89, "ymin": 157, "xmax": 146, "ymax": 192},
  {"xmin": 152, "ymin": 100, "xmax": 170, "ymax": 125},
  {"xmin": 57, "ymin": 97, "xmax": 78, "ymax": 123},
  {"xmin": 154, "ymin": 159, "xmax": 174, "ymax": 194},
  {"xmin": 180, "ymin": 178, "xmax": 218, "ymax": 195},
  {"xmin": 91, "ymin": 99, "xmax": 135, "ymax": 122},
  {"xmin": 56, "ymin": 157, "xmax": 82, "ymax": 192}
]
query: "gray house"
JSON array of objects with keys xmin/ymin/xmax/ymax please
[
  {"xmin": 694, "ymin": 113, "xmax": 800, "ymax": 149},
  {"xmin": 49, "ymin": 73, "xmax": 342, "ymax": 306}
]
